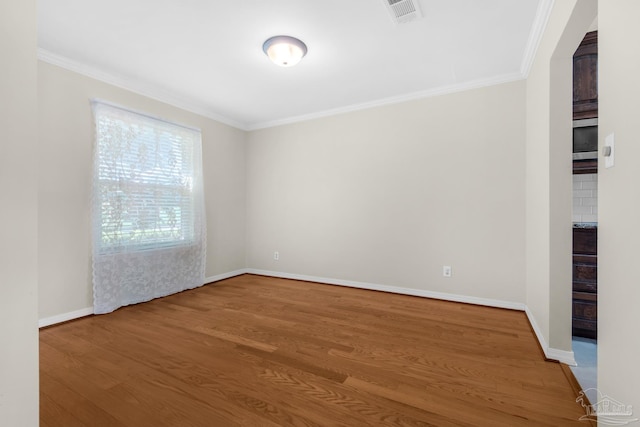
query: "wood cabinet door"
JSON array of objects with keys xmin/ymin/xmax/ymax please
[
  {"xmin": 572, "ymin": 228, "xmax": 597, "ymax": 339},
  {"xmin": 573, "ymin": 31, "xmax": 598, "ymax": 120}
]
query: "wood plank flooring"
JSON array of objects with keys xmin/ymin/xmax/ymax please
[{"xmin": 40, "ymin": 274, "xmax": 588, "ymax": 426}]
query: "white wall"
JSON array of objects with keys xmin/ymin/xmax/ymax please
[
  {"xmin": 247, "ymin": 81, "xmax": 527, "ymax": 304},
  {"xmin": 0, "ymin": 0, "xmax": 39, "ymax": 425},
  {"xmin": 37, "ymin": 61, "xmax": 247, "ymax": 320},
  {"xmin": 598, "ymin": 0, "xmax": 640, "ymax": 415},
  {"xmin": 525, "ymin": 0, "xmax": 596, "ymax": 355}
]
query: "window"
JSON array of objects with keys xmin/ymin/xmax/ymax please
[
  {"xmin": 93, "ymin": 102, "xmax": 200, "ymax": 252},
  {"xmin": 91, "ymin": 100, "xmax": 206, "ymax": 314}
]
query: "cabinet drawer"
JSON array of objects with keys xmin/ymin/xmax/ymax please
[
  {"xmin": 573, "ymin": 262, "xmax": 597, "ymax": 282},
  {"xmin": 573, "ymin": 228, "xmax": 597, "ymax": 255},
  {"xmin": 572, "ymin": 319, "xmax": 597, "ymax": 339},
  {"xmin": 573, "ymin": 300, "xmax": 597, "ymax": 321}
]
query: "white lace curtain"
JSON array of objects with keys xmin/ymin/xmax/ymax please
[{"xmin": 91, "ymin": 100, "xmax": 206, "ymax": 314}]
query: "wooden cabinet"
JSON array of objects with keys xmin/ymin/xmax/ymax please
[
  {"xmin": 573, "ymin": 31, "xmax": 598, "ymax": 120},
  {"xmin": 572, "ymin": 227, "xmax": 597, "ymax": 339},
  {"xmin": 572, "ymin": 31, "xmax": 598, "ymax": 174},
  {"xmin": 571, "ymin": 32, "xmax": 598, "ymax": 340},
  {"xmin": 573, "ymin": 159, "xmax": 597, "ymax": 175}
]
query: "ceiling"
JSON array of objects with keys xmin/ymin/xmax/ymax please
[{"xmin": 37, "ymin": 0, "xmax": 548, "ymax": 130}]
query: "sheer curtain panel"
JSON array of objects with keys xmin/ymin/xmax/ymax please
[{"xmin": 91, "ymin": 101, "xmax": 206, "ymax": 314}]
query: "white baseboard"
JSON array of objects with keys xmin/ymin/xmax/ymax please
[
  {"xmin": 547, "ymin": 348, "xmax": 576, "ymax": 366},
  {"xmin": 524, "ymin": 306, "xmax": 576, "ymax": 366},
  {"xmin": 39, "ymin": 269, "xmax": 250, "ymax": 328},
  {"xmin": 248, "ymin": 269, "xmax": 578, "ymax": 365},
  {"xmin": 247, "ymin": 268, "xmax": 526, "ymax": 311},
  {"xmin": 204, "ymin": 268, "xmax": 249, "ymax": 285},
  {"xmin": 38, "ymin": 267, "xmax": 576, "ymax": 366},
  {"xmin": 39, "ymin": 307, "xmax": 94, "ymax": 328}
]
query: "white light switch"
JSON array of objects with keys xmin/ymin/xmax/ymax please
[{"xmin": 604, "ymin": 133, "xmax": 615, "ymax": 168}]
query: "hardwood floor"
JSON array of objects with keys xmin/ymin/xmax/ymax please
[{"xmin": 40, "ymin": 274, "xmax": 588, "ymax": 426}]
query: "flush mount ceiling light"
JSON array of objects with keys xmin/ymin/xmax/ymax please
[{"xmin": 262, "ymin": 35, "xmax": 307, "ymax": 67}]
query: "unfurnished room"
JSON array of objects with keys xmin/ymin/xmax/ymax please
[{"xmin": 1, "ymin": 1, "xmax": 640, "ymax": 426}]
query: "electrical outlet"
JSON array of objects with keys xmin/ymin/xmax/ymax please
[
  {"xmin": 274, "ymin": 251, "xmax": 279, "ymax": 261},
  {"xmin": 443, "ymin": 265, "xmax": 452, "ymax": 277}
]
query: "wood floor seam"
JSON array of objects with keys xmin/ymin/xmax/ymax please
[{"xmin": 40, "ymin": 274, "xmax": 588, "ymax": 426}]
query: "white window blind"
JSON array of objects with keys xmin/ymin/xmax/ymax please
[{"xmin": 91, "ymin": 100, "xmax": 206, "ymax": 314}]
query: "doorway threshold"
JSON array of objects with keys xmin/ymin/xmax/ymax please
[{"xmin": 571, "ymin": 336, "xmax": 597, "ymax": 404}]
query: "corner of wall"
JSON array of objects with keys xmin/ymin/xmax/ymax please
[{"xmin": 524, "ymin": 0, "xmax": 597, "ymax": 356}]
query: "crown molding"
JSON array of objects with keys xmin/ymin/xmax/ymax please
[
  {"xmin": 39, "ymin": 44, "xmax": 532, "ymax": 132},
  {"xmin": 37, "ymin": 48, "xmax": 249, "ymax": 131},
  {"xmin": 248, "ymin": 72, "xmax": 525, "ymax": 130},
  {"xmin": 520, "ymin": 0, "xmax": 555, "ymax": 77}
]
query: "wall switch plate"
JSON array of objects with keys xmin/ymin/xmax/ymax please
[
  {"xmin": 274, "ymin": 251, "xmax": 279, "ymax": 261},
  {"xmin": 604, "ymin": 133, "xmax": 615, "ymax": 168},
  {"xmin": 443, "ymin": 266, "xmax": 452, "ymax": 277}
]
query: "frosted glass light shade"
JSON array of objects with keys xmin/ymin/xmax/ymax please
[{"xmin": 263, "ymin": 36, "xmax": 307, "ymax": 67}]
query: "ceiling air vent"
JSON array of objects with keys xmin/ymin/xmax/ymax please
[{"xmin": 383, "ymin": 0, "xmax": 423, "ymax": 24}]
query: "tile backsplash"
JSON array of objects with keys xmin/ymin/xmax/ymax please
[{"xmin": 573, "ymin": 173, "xmax": 598, "ymax": 223}]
